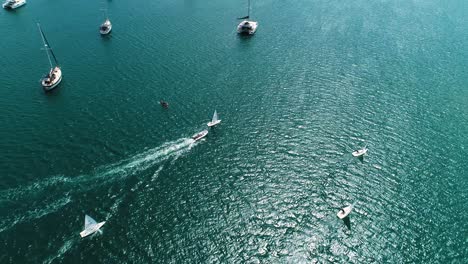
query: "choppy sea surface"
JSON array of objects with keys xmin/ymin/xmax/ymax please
[{"xmin": 0, "ymin": 0, "xmax": 467, "ymax": 263}]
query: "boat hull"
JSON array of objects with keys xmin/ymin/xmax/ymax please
[
  {"xmin": 337, "ymin": 205, "xmax": 353, "ymax": 219},
  {"xmin": 80, "ymin": 221, "xmax": 106, "ymax": 238},
  {"xmin": 100, "ymin": 27, "xmax": 112, "ymax": 35},
  {"xmin": 237, "ymin": 20, "xmax": 258, "ymax": 35},
  {"xmin": 100, "ymin": 20, "xmax": 112, "ymax": 35},
  {"xmin": 2, "ymin": 0, "xmax": 26, "ymax": 9},
  {"xmin": 352, "ymin": 148, "xmax": 367, "ymax": 157},
  {"xmin": 207, "ymin": 120, "xmax": 221, "ymax": 127},
  {"xmin": 41, "ymin": 67, "xmax": 62, "ymax": 92},
  {"xmin": 192, "ymin": 130, "xmax": 208, "ymax": 141}
]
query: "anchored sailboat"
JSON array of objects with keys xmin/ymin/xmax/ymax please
[
  {"xmin": 207, "ymin": 110, "xmax": 221, "ymax": 127},
  {"xmin": 237, "ymin": 0, "xmax": 258, "ymax": 35},
  {"xmin": 100, "ymin": 6, "xmax": 112, "ymax": 35},
  {"xmin": 37, "ymin": 23, "xmax": 62, "ymax": 92}
]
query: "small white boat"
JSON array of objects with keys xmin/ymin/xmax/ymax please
[
  {"xmin": 237, "ymin": 20, "xmax": 258, "ymax": 35},
  {"xmin": 2, "ymin": 0, "xmax": 26, "ymax": 9},
  {"xmin": 192, "ymin": 130, "xmax": 208, "ymax": 141},
  {"xmin": 337, "ymin": 205, "xmax": 353, "ymax": 219},
  {"xmin": 80, "ymin": 215, "xmax": 106, "ymax": 238},
  {"xmin": 37, "ymin": 23, "xmax": 63, "ymax": 92},
  {"xmin": 237, "ymin": 0, "xmax": 258, "ymax": 35},
  {"xmin": 352, "ymin": 146, "xmax": 368, "ymax": 157},
  {"xmin": 207, "ymin": 110, "xmax": 221, "ymax": 127},
  {"xmin": 100, "ymin": 18, "xmax": 112, "ymax": 35}
]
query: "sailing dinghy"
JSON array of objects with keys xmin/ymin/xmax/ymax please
[
  {"xmin": 337, "ymin": 205, "xmax": 353, "ymax": 219},
  {"xmin": 80, "ymin": 215, "xmax": 106, "ymax": 238},
  {"xmin": 207, "ymin": 110, "xmax": 221, "ymax": 127},
  {"xmin": 37, "ymin": 23, "xmax": 62, "ymax": 92},
  {"xmin": 352, "ymin": 146, "xmax": 368, "ymax": 157}
]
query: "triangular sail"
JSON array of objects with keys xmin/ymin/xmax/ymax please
[
  {"xmin": 84, "ymin": 215, "xmax": 97, "ymax": 228},
  {"xmin": 212, "ymin": 110, "xmax": 218, "ymax": 123}
]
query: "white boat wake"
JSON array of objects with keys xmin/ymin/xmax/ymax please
[{"xmin": 0, "ymin": 137, "xmax": 194, "ymax": 233}]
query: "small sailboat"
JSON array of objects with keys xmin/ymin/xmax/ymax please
[
  {"xmin": 37, "ymin": 23, "xmax": 62, "ymax": 92},
  {"xmin": 99, "ymin": 7, "xmax": 112, "ymax": 35},
  {"xmin": 80, "ymin": 215, "xmax": 106, "ymax": 238},
  {"xmin": 207, "ymin": 110, "xmax": 221, "ymax": 127},
  {"xmin": 192, "ymin": 130, "xmax": 208, "ymax": 141},
  {"xmin": 237, "ymin": 0, "xmax": 258, "ymax": 35},
  {"xmin": 337, "ymin": 205, "xmax": 353, "ymax": 219},
  {"xmin": 2, "ymin": 0, "xmax": 26, "ymax": 9},
  {"xmin": 352, "ymin": 146, "xmax": 368, "ymax": 157}
]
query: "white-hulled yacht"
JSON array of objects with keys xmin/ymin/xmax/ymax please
[
  {"xmin": 37, "ymin": 23, "xmax": 62, "ymax": 92},
  {"xmin": 2, "ymin": 0, "xmax": 26, "ymax": 9},
  {"xmin": 100, "ymin": 18, "xmax": 112, "ymax": 35},
  {"xmin": 99, "ymin": 7, "xmax": 112, "ymax": 35},
  {"xmin": 237, "ymin": 0, "xmax": 258, "ymax": 35}
]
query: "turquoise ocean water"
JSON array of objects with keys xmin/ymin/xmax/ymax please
[{"xmin": 0, "ymin": 0, "xmax": 467, "ymax": 262}]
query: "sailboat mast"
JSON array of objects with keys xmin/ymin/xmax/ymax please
[{"xmin": 37, "ymin": 23, "xmax": 53, "ymax": 69}]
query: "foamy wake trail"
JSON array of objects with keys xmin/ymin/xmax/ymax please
[
  {"xmin": 43, "ymin": 238, "xmax": 74, "ymax": 264},
  {"xmin": 0, "ymin": 137, "xmax": 194, "ymax": 233},
  {"xmin": 0, "ymin": 196, "xmax": 72, "ymax": 233}
]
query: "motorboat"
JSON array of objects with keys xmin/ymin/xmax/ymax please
[
  {"xmin": 2, "ymin": 0, "xmax": 26, "ymax": 9},
  {"xmin": 207, "ymin": 110, "xmax": 221, "ymax": 127},
  {"xmin": 37, "ymin": 23, "xmax": 63, "ymax": 92},
  {"xmin": 237, "ymin": 20, "xmax": 258, "ymax": 35},
  {"xmin": 100, "ymin": 18, "xmax": 112, "ymax": 35},
  {"xmin": 337, "ymin": 205, "xmax": 353, "ymax": 219},
  {"xmin": 192, "ymin": 130, "xmax": 208, "ymax": 141},
  {"xmin": 80, "ymin": 215, "xmax": 106, "ymax": 238},
  {"xmin": 352, "ymin": 146, "xmax": 368, "ymax": 157}
]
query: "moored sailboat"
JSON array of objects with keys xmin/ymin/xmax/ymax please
[
  {"xmin": 99, "ymin": 7, "xmax": 112, "ymax": 35},
  {"xmin": 237, "ymin": 0, "xmax": 258, "ymax": 35},
  {"xmin": 37, "ymin": 23, "xmax": 62, "ymax": 92}
]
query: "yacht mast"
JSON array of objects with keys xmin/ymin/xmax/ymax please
[{"xmin": 37, "ymin": 23, "xmax": 53, "ymax": 69}]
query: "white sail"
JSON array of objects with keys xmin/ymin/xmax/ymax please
[
  {"xmin": 212, "ymin": 110, "xmax": 218, "ymax": 123},
  {"xmin": 80, "ymin": 215, "xmax": 106, "ymax": 238},
  {"xmin": 84, "ymin": 215, "xmax": 97, "ymax": 229},
  {"xmin": 207, "ymin": 110, "xmax": 221, "ymax": 127}
]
